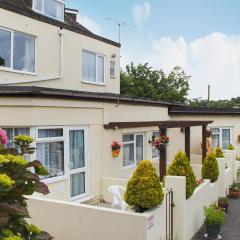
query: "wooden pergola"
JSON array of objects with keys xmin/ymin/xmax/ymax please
[{"xmin": 104, "ymin": 120, "xmax": 213, "ymax": 180}]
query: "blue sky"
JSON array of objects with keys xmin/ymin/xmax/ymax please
[{"xmin": 67, "ymin": 1, "xmax": 240, "ymax": 100}]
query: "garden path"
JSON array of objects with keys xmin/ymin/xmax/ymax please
[{"xmin": 192, "ymin": 198, "xmax": 240, "ymax": 240}]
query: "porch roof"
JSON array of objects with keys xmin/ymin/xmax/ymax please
[{"xmin": 104, "ymin": 120, "xmax": 213, "ymax": 130}]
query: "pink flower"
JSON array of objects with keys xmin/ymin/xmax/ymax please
[{"xmin": 0, "ymin": 128, "xmax": 8, "ymax": 145}]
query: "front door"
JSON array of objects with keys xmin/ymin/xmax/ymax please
[{"xmin": 69, "ymin": 128, "xmax": 88, "ymax": 201}]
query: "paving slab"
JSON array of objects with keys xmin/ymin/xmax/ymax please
[{"xmin": 192, "ymin": 198, "xmax": 240, "ymax": 240}]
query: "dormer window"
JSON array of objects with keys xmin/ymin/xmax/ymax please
[{"xmin": 33, "ymin": 0, "xmax": 65, "ymax": 22}]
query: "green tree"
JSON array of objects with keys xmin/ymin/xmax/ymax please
[{"xmin": 120, "ymin": 63, "xmax": 190, "ymax": 103}]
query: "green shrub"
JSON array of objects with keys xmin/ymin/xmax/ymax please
[
  {"xmin": 167, "ymin": 151, "xmax": 196, "ymax": 199},
  {"xmin": 215, "ymin": 147, "xmax": 224, "ymax": 158},
  {"xmin": 202, "ymin": 153, "xmax": 219, "ymax": 182},
  {"xmin": 0, "ymin": 133, "xmax": 52, "ymax": 240},
  {"xmin": 228, "ymin": 144, "xmax": 235, "ymax": 150},
  {"xmin": 124, "ymin": 160, "xmax": 164, "ymax": 211},
  {"xmin": 204, "ymin": 205, "xmax": 225, "ymax": 226}
]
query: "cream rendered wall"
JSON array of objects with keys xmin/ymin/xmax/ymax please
[
  {"xmin": 0, "ymin": 96, "xmax": 170, "ymax": 201},
  {"xmin": 0, "ymin": 8, "xmax": 120, "ymax": 93},
  {"xmin": 0, "ymin": 97, "xmax": 105, "ymax": 202},
  {"xmin": 170, "ymin": 115, "xmax": 240, "ymax": 158}
]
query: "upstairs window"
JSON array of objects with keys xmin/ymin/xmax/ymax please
[
  {"xmin": 0, "ymin": 28, "xmax": 35, "ymax": 73},
  {"xmin": 33, "ymin": 0, "xmax": 64, "ymax": 21},
  {"xmin": 82, "ymin": 50, "xmax": 105, "ymax": 84},
  {"xmin": 110, "ymin": 61, "xmax": 115, "ymax": 78}
]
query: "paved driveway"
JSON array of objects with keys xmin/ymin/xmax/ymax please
[{"xmin": 192, "ymin": 198, "xmax": 240, "ymax": 240}]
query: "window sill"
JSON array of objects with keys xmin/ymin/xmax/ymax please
[
  {"xmin": 110, "ymin": 76, "xmax": 116, "ymax": 79},
  {"xmin": 123, "ymin": 164, "xmax": 136, "ymax": 170},
  {"xmin": 82, "ymin": 80, "xmax": 106, "ymax": 86},
  {"xmin": 42, "ymin": 175, "xmax": 68, "ymax": 184},
  {"xmin": 0, "ymin": 67, "xmax": 37, "ymax": 76}
]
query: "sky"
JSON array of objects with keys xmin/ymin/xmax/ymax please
[{"xmin": 67, "ymin": 0, "xmax": 240, "ymax": 100}]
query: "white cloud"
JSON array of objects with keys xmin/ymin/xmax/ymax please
[
  {"xmin": 132, "ymin": 2, "xmax": 151, "ymax": 26},
  {"xmin": 77, "ymin": 15, "xmax": 101, "ymax": 35},
  {"xmin": 147, "ymin": 33, "xmax": 240, "ymax": 99}
]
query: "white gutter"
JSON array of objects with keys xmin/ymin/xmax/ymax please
[{"xmin": 0, "ymin": 28, "xmax": 64, "ymax": 85}]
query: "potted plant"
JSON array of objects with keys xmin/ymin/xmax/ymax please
[
  {"xmin": 229, "ymin": 182, "xmax": 240, "ymax": 198},
  {"xmin": 218, "ymin": 197, "xmax": 229, "ymax": 212},
  {"xmin": 204, "ymin": 205, "xmax": 225, "ymax": 240},
  {"xmin": 111, "ymin": 140, "xmax": 122, "ymax": 157}
]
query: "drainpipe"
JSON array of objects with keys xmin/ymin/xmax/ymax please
[{"xmin": 0, "ymin": 28, "xmax": 64, "ymax": 85}]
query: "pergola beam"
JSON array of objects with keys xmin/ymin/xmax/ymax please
[{"xmin": 185, "ymin": 127, "xmax": 191, "ymax": 160}]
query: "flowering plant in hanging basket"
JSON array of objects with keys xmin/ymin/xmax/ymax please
[
  {"xmin": 111, "ymin": 140, "xmax": 122, "ymax": 157},
  {"xmin": 152, "ymin": 134, "xmax": 170, "ymax": 150}
]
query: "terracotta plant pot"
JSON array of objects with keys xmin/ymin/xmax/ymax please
[
  {"xmin": 229, "ymin": 190, "xmax": 240, "ymax": 198},
  {"xmin": 112, "ymin": 149, "xmax": 120, "ymax": 157}
]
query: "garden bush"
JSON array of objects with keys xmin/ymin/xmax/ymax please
[
  {"xmin": 202, "ymin": 153, "xmax": 219, "ymax": 183},
  {"xmin": 124, "ymin": 160, "xmax": 164, "ymax": 212},
  {"xmin": 167, "ymin": 151, "xmax": 196, "ymax": 199},
  {"xmin": 228, "ymin": 144, "xmax": 235, "ymax": 150},
  {"xmin": 0, "ymin": 129, "xmax": 52, "ymax": 240},
  {"xmin": 215, "ymin": 147, "xmax": 224, "ymax": 158}
]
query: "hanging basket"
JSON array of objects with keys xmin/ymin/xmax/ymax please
[
  {"xmin": 156, "ymin": 144, "xmax": 169, "ymax": 150},
  {"xmin": 112, "ymin": 149, "xmax": 120, "ymax": 158}
]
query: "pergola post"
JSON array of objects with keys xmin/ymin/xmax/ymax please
[
  {"xmin": 159, "ymin": 128, "xmax": 167, "ymax": 181},
  {"xmin": 185, "ymin": 127, "xmax": 191, "ymax": 161},
  {"xmin": 202, "ymin": 125, "xmax": 207, "ymax": 163}
]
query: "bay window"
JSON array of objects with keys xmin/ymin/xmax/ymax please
[
  {"xmin": 82, "ymin": 50, "xmax": 105, "ymax": 84},
  {"xmin": 33, "ymin": 0, "xmax": 64, "ymax": 21},
  {"xmin": 123, "ymin": 133, "xmax": 144, "ymax": 167},
  {"xmin": 211, "ymin": 127, "xmax": 232, "ymax": 150},
  {"xmin": 0, "ymin": 28, "xmax": 35, "ymax": 73}
]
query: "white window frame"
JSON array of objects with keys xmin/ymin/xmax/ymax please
[
  {"xmin": 67, "ymin": 126, "xmax": 89, "ymax": 201},
  {"xmin": 0, "ymin": 26, "xmax": 37, "ymax": 75},
  {"xmin": 36, "ymin": 126, "xmax": 67, "ymax": 183},
  {"xmin": 110, "ymin": 60, "xmax": 116, "ymax": 78},
  {"xmin": 210, "ymin": 127, "xmax": 233, "ymax": 150},
  {"xmin": 152, "ymin": 131, "xmax": 160, "ymax": 161},
  {"xmin": 82, "ymin": 50, "xmax": 105, "ymax": 85},
  {"xmin": 122, "ymin": 133, "xmax": 145, "ymax": 169},
  {"xmin": 32, "ymin": 0, "xmax": 65, "ymax": 22}
]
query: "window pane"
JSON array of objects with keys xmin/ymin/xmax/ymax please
[
  {"xmin": 110, "ymin": 61, "xmax": 115, "ymax": 77},
  {"xmin": 212, "ymin": 134, "xmax": 220, "ymax": 149},
  {"xmin": 71, "ymin": 172, "xmax": 85, "ymax": 197},
  {"xmin": 14, "ymin": 128, "xmax": 30, "ymax": 136},
  {"xmin": 211, "ymin": 128, "xmax": 220, "ymax": 134},
  {"xmin": 123, "ymin": 134, "xmax": 134, "ymax": 142},
  {"xmin": 152, "ymin": 131, "xmax": 160, "ymax": 158},
  {"xmin": 222, "ymin": 129, "xmax": 230, "ymax": 150},
  {"xmin": 97, "ymin": 55, "xmax": 104, "ymax": 83},
  {"xmin": 123, "ymin": 143, "xmax": 134, "ymax": 167},
  {"xmin": 69, "ymin": 130, "xmax": 85, "ymax": 170},
  {"xmin": 13, "ymin": 33, "xmax": 35, "ymax": 72},
  {"xmin": 34, "ymin": 0, "xmax": 43, "ymax": 11},
  {"xmin": 44, "ymin": 0, "xmax": 63, "ymax": 20},
  {"xmin": 37, "ymin": 141, "xmax": 64, "ymax": 178},
  {"xmin": 83, "ymin": 51, "xmax": 96, "ymax": 82},
  {"xmin": 38, "ymin": 129, "xmax": 63, "ymax": 138},
  {"xmin": 136, "ymin": 135, "xmax": 144, "ymax": 163},
  {"xmin": 0, "ymin": 29, "xmax": 11, "ymax": 68}
]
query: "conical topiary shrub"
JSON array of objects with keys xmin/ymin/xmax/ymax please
[
  {"xmin": 124, "ymin": 160, "xmax": 164, "ymax": 212},
  {"xmin": 167, "ymin": 151, "xmax": 196, "ymax": 199},
  {"xmin": 202, "ymin": 153, "xmax": 219, "ymax": 182},
  {"xmin": 215, "ymin": 147, "xmax": 224, "ymax": 158}
]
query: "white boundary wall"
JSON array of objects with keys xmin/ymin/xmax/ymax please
[
  {"xmin": 27, "ymin": 195, "xmax": 167, "ymax": 240},
  {"xmin": 165, "ymin": 151, "xmax": 237, "ymax": 240}
]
